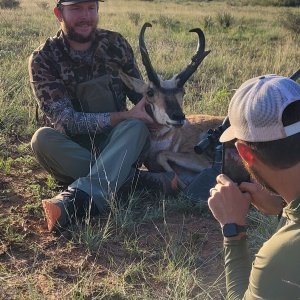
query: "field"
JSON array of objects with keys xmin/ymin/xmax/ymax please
[{"xmin": 0, "ymin": 0, "xmax": 299, "ymax": 299}]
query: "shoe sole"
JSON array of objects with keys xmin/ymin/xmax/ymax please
[
  {"xmin": 42, "ymin": 200, "xmax": 62, "ymax": 232},
  {"xmin": 170, "ymin": 174, "xmax": 179, "ymax": 191}
]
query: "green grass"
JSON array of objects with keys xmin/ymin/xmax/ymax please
[
  {"xmin": 0, "ymin": 0, "xmax": 298, "ymax": 298},
  {"xmin": 247, "ymin": 209, "xmax": 279, "ymax": 253},
  {"xmin": 1, "ymin": 0, "xmax": 300, "ymax": 137}
]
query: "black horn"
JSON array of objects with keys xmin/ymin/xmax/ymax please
[
  {"xmin": 175, "ymin": 28, "xmax": 211, "ymax": 88},
  {"xmin": 139, "ymin": 22, "xmax": 161, "ymax": 87},
  {"xmin": 290, "ymin": 68, "xmax": 300, "ymax": 82}
]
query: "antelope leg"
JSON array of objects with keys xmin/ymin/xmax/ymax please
[{"xmin": 157, "ymin": 151, "xmax": 211, "ymax": 173}]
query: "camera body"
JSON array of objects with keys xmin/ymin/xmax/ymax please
[
  {"xmin": 194, "ymin": 117, "xmax": 230, "ymax": 156},
  {"xmin": 222, "ymin": 140, "xmax": 250, "ymax": 184},
  {"xmin": 194, "ymin": 117, "xmax": 250, "ymax": 184},
  {"xmin": 194, "ymin": 117, "xmax": 230, "ymax": 174}
]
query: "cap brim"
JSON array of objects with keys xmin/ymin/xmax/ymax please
[
  {"xmin": 219, "ymin": 126, "xmax": 236, "ymax": 143},
  {"xmin": 60, "ymin": 0, "xmax": 103, "ymax": 5}
]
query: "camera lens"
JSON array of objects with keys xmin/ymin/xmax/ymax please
[{"xmin": 194, "ymin": 138, "xmax": 211, "ymax": 154}]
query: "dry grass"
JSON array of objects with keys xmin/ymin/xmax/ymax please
[{"xmin": 0, "ymin": 0, "xmax": 298, "ymax": 298}]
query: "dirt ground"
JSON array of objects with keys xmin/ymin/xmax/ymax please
[{"xmin": 0, "ymin": 162, "xmax": 225, "ymax": 299}]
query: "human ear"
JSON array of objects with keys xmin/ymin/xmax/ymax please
[
  {"xmin": 54, "ymin": 7, "xmax": 63, "ymax": 22},
  {"xmin": 235, "ymin": 141, "xmax": 255, "ymax": 166}
]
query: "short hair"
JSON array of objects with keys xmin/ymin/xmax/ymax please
[{"xmin": 241, "ymin": 100, "xmax": 300, "ymax": 169}]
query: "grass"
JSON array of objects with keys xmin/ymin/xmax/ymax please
[
  {"xmin": 0, "ymin": 0, "xmax": 298, "ymax": 298},
  {"xmin": 247, "ymin": 209, "xmax": 279, "ymax": 253}
]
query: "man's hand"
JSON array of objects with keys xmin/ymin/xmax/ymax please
[
  {"xmin": 208, "ymin": 174, "xmax": 251, "ymax": 227},
  {"xmin": 239, "ymin": 182, "xmax": 284, "ymax": 215},
  {"xmin": 110, "ymin": 97, "xmax": 154, "ymax": 126},
  {"xmin": 127, "ymin": 98, "xmax": 154, "ymax": 124}
]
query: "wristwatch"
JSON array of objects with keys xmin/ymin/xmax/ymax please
[{"xmin": 222, "ymin": 223, "xmax": 247, "ymax": 237}]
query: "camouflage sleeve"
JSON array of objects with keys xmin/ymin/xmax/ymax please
[{"xmin": 28, "ymin": 51, "xmax": 112, "ymax": 136}]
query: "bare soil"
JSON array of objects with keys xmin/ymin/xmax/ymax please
[{"xmin": 0, "ymin": 162, "xmax": 225, "ymax": 299}]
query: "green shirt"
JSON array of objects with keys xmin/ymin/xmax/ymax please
[{"xmin": 224, "ymin": 196, "xmax": 300, "ymax": 300}]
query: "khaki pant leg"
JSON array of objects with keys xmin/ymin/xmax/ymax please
[
  {"xmin": 31, "ymin": 127, "xmax": 93, "ymax": 183},
  {"xmin": 69, "ymin": 119, "xmax": 150, "ymax": 212}
]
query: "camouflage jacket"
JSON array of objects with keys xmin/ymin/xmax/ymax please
[{"xmin": 29, "ymin": 29, "xmax": 142, "ymax": 136}]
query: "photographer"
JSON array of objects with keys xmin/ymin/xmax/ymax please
[{"xmin": 208, "ymin": 75, "xmax": 300, "ymax": 299}]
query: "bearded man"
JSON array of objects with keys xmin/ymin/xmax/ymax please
[
  {"xmin": 29, "ymin": 0, "xmax": 154, "ymax": 232},
  {"xmin": 208, "ymin": 74, "xmax": 300, "ymax": 299}
]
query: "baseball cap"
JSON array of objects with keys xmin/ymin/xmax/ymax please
[
  {"xmin": 56, "ymin": 0, "xmax": 103, "ymax": 6},
  {"xmin": 220, "ymin": 74, "xmax": 300, "ymax": 143}
]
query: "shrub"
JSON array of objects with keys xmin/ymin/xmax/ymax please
[
  {"xmin": 217, "ymin": 12, "xmax": 234, "ymax": 28},
  {"xmin": 204, "ymin": 16, "xmax": 214, "ymax": 29},
  {"xmin": 0, "ymin": 0, "xmax": 20, "ymax": 9},
  {"xmin": 228, "ymin": 0, "xmax": 300, "ymax": 6},
  {"xmin": 158, "ymin": 15, "xmax": 180, "ymax": 31},
  {"xmin": 269, "ymin": 0, "xmax": 300, "ymax": 5},
  {"xmin": 281, "ymin": 11, "xmax": 300, "ymax": 34},
  {"xmin": 39, "ymin": 1, "xmax": 49, "ymax": 10},
  {"xmin": 128, "ymin": 12, "xmax": 141, "ymax": 26}
]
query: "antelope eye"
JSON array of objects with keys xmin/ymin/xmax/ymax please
[{"xmin": 146, "ymin": 89, "xmax": 154, "ymax": 97}]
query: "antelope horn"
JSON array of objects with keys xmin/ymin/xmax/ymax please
[
  {"xmin": 290, "ymin": 68, "xmax": 300, "ymax": 82},
  {"xmin": 175, "ymin": 28, "xmax": 211, "ymax": 88},
  {"xmin": 139, "ymin": 22, "xmax": 161, "ymax": 87}
]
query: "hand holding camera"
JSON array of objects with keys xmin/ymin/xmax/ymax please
[{"xmin": 208, "ymin": 174, "xmax": 251, "ymax": 227}]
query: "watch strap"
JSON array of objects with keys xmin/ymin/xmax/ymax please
[{"xmin": 222, "ymin": 223, "xmax": 247, "ymax": 237}]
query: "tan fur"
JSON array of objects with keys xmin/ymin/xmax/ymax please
[{"xmin": 146, "ymin": 115, "xmax": 224, "ymax": 185}]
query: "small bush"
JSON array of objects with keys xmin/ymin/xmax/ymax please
[
  {"xmin": 227, "ymin": 0, "xmax": 300, "ymax": 6},
  {"xmin": 157, "ymin": 15, "xmax": 180, "ymax": 31},
  {"xmin": 204, "ymin": 16, "xmax": 214, "ymax": 29},
  {"xmin": 267, "ymin": 0, "xmax": 300, "ymax": 5},
  {"xmin": 128, "ymin": 12, "xmax": 141, "ymax": 26},
  {"xmin": 281, "ymin": 11, "xmax": 300, "ymax": 34},
  {"xmin": 39, "ymin": 1, "xmax": 49, "ymax": 10},
  {"xmin": 217, "ymin": 12, "xmax": 234, "ymax": 28},
  {"xmin": 0, "ymin": 0, "xmax": 20, "ymax": 9}
]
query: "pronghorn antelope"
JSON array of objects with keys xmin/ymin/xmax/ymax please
[{"xmin": 120, "ymin": 23, "xmax": 224, "ymax": 188}]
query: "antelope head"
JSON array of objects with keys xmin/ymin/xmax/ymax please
[{"xmin": 120, "ymin": 22, "xmax": 211, "ymax": 127}]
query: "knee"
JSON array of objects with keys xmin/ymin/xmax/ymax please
[
  {"xmin": 124, "ymin": 119, "xmax": 150, "ymax": 138},
  {"xmin": 31, "ymin": 127, "xmax": 58, "ymax": 154}
]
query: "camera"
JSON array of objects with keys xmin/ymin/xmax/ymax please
[
  {"xmin": 194, "ymin": 117, "xmax": 230, "ymax": 155},
  {"xmin": 222, "ymin": 140, "xmax": 250, "ymax": 184},
  {"xmin": 194, "ymin": 116, "xmax": 250, "ymax": 184}
]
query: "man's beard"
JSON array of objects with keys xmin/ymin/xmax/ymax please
[
  {"xmin": 243, "ymin": 161, "xmax": 278, "ymax": 195},
  {"xmin": 63, "ymin": 20, "xmax": 98, "ymax": 43}
]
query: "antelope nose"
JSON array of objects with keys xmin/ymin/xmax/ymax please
[{"xmin": 172, "ymin": 113, "xmax": 185, "ymax": 121}]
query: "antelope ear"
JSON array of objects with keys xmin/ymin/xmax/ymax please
[{"xmin": 119, "ymin": 70, "xmax": 147, "ymax": 94}]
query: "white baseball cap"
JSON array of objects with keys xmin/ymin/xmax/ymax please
[{"xmin": 220, "ymin": 74, "xmax": 300, "ymax": 143}]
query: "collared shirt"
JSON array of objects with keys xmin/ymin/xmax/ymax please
[{"xmin": 29, "ymin": 29, "xmax": 142, "ymax": 136}]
